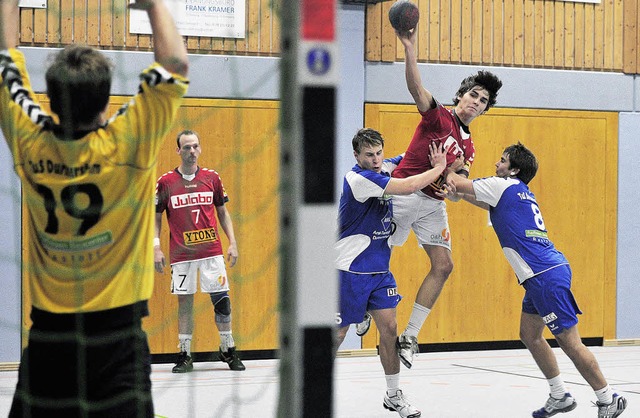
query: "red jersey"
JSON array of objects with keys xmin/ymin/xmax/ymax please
[
  {"xmin": 155, "ymin": 167, "xmax": 229, "ymax": 264},
  {"xmin": 392, "ymin": 100, "xmax": 475, "ymax": 200}
]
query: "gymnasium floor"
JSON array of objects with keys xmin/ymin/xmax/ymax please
[{"xmin": 0, "ymin": 345, "xmax": 638, "ymax": 417}]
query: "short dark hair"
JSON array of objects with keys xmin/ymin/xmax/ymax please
[
  {"xmin": 504, "ymin": 142, "xmax": 538, "ymax": 185},
  {"xmin": 45, "ymin": 45, "xmax": 113, "ymax": 127},
  {"xmin": 453, "ymin": 70, "xmax": 503, "ymax": 111},
  {"xmin": 176, "ymin": 130, "xmax": 199, "ymax": 148},
  {"xmin": 352, "ymin": 128, "xmax": 384, "ymax": 154}
]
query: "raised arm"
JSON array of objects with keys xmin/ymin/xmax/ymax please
[
  {"xmin": 0, "ymin": 0, "xmax": 19, "ymax": 50},
  {"xmin": 397, "ymin": 29, "xmax": 433, "ymax": 113},
  {"xmin": 131, "ymin": 0, "xmax": 189, "ymax": 76}
]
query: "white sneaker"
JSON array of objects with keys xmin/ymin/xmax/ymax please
[
  {"xmin": 532, "ymin": 393, "xmax": 577, "ymax": 417},
  {"xmin": 396, "ymin": 334, "xmax": 418, "ymax": 369},
  {"xmin": 596, "ymin": 393, "xmax": 627, "ymax": 418},
  {"xmin": 383, "ymin": 389, "xmax": 421, "ymax": 418},
  {"xmin": 355, "ymin": 312, "xmax": 372, "ymax": 337}
]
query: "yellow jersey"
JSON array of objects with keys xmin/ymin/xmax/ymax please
[{"xmin": 0, "ymin": 48, "xmax": 189, "ymax": 313}]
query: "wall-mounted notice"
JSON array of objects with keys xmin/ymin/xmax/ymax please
[
  {"xmin": 19, "ymin": 0, "xmax": 47, "ymax": 8},
  {"xmin": 129, "ymin": 0, "xmax": 246, "ymax": 39}
]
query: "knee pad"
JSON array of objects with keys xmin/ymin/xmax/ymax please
[{"xmin": 211, "ymin": 292, "xmax": 231, "ymax": 323}]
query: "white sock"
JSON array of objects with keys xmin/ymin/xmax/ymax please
[
  {"xmin": 178, "ymin": 334, "xmax": 192, "ymax": 355},
  {"xmin": 385, "ymin": 373, "xmax": 400, "ymax": 396},
  {"xmin": 595, "ymin": 385, "xmax": 614, "ymax": 404},
  {"xmin": 219, "ymin": 331, "xmax": 235, "ymax": 352},
  {"xmin": 404, "ymin": 303, "xmax": 431, "ymax": 337},
  {"xmin": 548, "ymin": 375, "xmax": 567, "ymax": 399}
]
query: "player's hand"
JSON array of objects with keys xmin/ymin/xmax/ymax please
[
  {"xmin": 129, "ymin": 0, "xmax": 155, "ymax": 10},
  {"xmin": 395, "ymin": 27, "xmax": 417, "ymax": 47},
  {"xmin": 449, "ymin": 154, "xmax": 465, "ymax": 173},
  {"xmin": 227, "ymin": 243, "xmax": 238, "ymax": 267},
  {"xmin": 154, "ymin": 246, "xmax": 166, "ymax": 273},
  {"xmin": 428, "ymin": 142, "xmax": 447, "ymax": 169}
]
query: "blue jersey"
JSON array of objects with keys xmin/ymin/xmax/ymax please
[
  {"xmin": 335, "ymin": 156, "xmax": 402, "ymax": 274},
  {"xmin": 472, "ymin": 177, "xmax": 568, "ymax": 284}
]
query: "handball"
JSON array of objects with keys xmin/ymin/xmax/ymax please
[{"xmin": 389, "ymin": 1, "xmax": 419, "ymax": 33}]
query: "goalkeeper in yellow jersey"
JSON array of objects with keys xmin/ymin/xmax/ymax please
[{"xmin": 0, "ymin": 0, "xmax": 189, "ymax": 416}]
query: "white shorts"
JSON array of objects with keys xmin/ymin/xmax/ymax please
[
  {"xmin": 389, "ymin": 192, "xmax": 452, "ymax": 250},
  {"xmin": 171, "ymin": 256, "xmax": 229, "ymax": 295}
]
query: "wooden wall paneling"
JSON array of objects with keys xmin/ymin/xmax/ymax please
[
  {"xmin": 429, "ymin": 0, "xmax": 441, "ymax": 61},
  {"xmin": 19, "ymin": 7, "xmax": 33, "ymax": 43},
  {"xmin": 74, "ymin": 0, "xmax": 87, "ymax": 45},
  {"xmin": 60, "ymin": 0, "xmax": 73, "ymax": 44},
  {"xmin": 259, "ymin": 0, "xmax": 272, "ymax": 54},
  {"xmin": 86, "ymin": 0, "xmax": 99, "ymax": 46},
  {"xmin": 47, "ymin": 0, "xmax": 60, "ymax": 45},
  {"xmin": 450, "ymin": 0, "xmax": 462, "ymax": 62},
  {"xmin": 471, "ymin": 0, "xmax": 482, "ymax": 63},
  {"xmin": 440, "ymin": 0, "xmax": 451, "ymax": 62},
  {"xmin": 613, "ymin": 0, "xmax": 624, "ymax": 70},
  {"xmin": 186, "ymin": 36, "xmax": 200, "ymax": 51},
  {"xmin": 564, "ymin": 2, "xmax": 574, "ymax": 68},
  {"xmin": 504, "ymin": 0, "xmax": 515, "ymax": 66},
  {"xmin": 533, "ymin": 0, "xmax": 544, "ymax": 66},
  {"xmin": 574, "ymin": 2, "xmax": 585, "ymax": 69},
  {"xmin": 626, "ymin": 0, "xmax": 639, "ymax": 74},
  {"xmin": 558, "ymin": 1, "xmax": 569, "ymax": 68},
  {"xmin": 112, "ymin": 0, "xmax": 125, "ymax": 48},
  {"xmin": 593, "ymin": 0, "xmax": 604, "ymax": 69},
  {"xmin": 365, "ymin": 3, "xmax": 382, "ymax": 61},
  {"xmin": 459, "ymin": 0, "xmax": 471, "ymax": 63},
  {"xmin": 513, "ymin": 0, "xmax": 524, "ymax": 65},
  {"xmin": 363, "ymin": 104, "xmax": 617, "ymax": 345},
  {"xmin": 603, "ymin": 0, "xmax": 614, "ymax": 69},
  {"xmin": 523, "ymin": 0, "xmax": 534, "ymax": 66},
  {"xmin": 33, "ymin": 8, "xmax": 46, "ymax": 44},
  {"xmin": 100, "ymin": 0, "xmax": 113, "ymax": 47},
  {"xmin": 271, "ymin": 0, "xmax": 280, "ymax": 54},
  {"xmin": 482, "ymin": 0, "xmax": 493, "ymax": 64},
  {"xmin": 583, "ymin": 1, "xmax": 594, "ymax": 68},
  {"xmin": 224, "ymin": 36, "xmax": 238, "ymax": 53},
  {"xmin": 544, "ymin": 0, "xmax": 554, "ymax": 67},
  {"xmin": 381, "ymin": 1, "xmax": 395, "ymax": 62}
]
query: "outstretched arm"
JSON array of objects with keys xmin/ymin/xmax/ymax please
[
  {"xmin": 442, "ymin": 172, "xmax": 490, "ymax": 210},
  {"xmin": 385, "ymin": 142, "xmax": 446, "ymax": 195},
  {"xmin": 130, "ymin": 0, "xmax": 189, "ymax": 76},
  {"xmin": 0, "ymin": 0, "xmax": 19, "ymax": 50},
  {"xmin": 397, "ymin": 29, "xmax": 433, "ymax": 113}
]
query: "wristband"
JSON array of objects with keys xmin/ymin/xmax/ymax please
[{"xmin": 153, "ymin": 237, "xmax": 161, "ymax": 247}]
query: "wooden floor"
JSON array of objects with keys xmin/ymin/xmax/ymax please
[{"xmin": 0, "ymin": 345, "xmax": 638, "ymax": 417}]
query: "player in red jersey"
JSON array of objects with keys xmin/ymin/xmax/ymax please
[
  {"xmin": 355, "ymin": 28, "xmax": 503, "ymax": 369},
  {"xmin": 154, "ymin": 130, "xmax": 245, "ymax": 372}
]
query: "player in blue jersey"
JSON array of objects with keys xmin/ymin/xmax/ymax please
[
  {"xmin": 442, "ymin": 143, "xmax": 627, "ymax": 418},
  {"xmin": 335, "ymin": 128, "xmax": 447, "ymax": 418}
]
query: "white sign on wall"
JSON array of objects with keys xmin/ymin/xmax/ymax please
[
  {"xmin": 18, "ymin": 0, "xmax": 47, "ymax": 8},
  {"xmin": 129, "ymin": 0, "xmax": 246, "ymax": 39}
]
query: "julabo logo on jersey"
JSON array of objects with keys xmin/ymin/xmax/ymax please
[
  {"xmin": 171, "ymin": 192, "xmax": 214, "ymax": 209},
  {"xmin": 183, "ymin": 228, "xmax": 218, "ymax": 245}
]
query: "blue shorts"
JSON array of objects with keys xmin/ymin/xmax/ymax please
[
  {"xmin": 339, "ymin": 270, "xmax": 402, "ymax": 326},
  {"xmin": 522, "ymin": 264, "xmax": 582, "ymax": 335}
]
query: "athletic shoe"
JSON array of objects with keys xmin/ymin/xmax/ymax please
[
  {"xmin": 355, "ymin": 312, "xmax": 372, "ymax": 337},
  {"xmin": 219, "ymin": 346, "xmax": 246, "ymax": 371},
  {"xmin": 532, "ymin": 393, "xmax": 577, "ymax": 417},
  {"xmin": 396, "ymin": 334, "xmax": 418, "ymax": 369},
  {"xmin": 383, "ymin": 389, "xmax": 421, "ymax": 418},
  {"xmin": 596, "ymin": 393, "xmax": 627, "ymax": 418},
  {"xmin": 172, "ymin": 351, "xmax": 193, "ymax": 373}
]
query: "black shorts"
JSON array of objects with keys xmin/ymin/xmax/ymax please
[{"xmin": 9, "ymin": 301, "xmax": 154, "ymax": 418}]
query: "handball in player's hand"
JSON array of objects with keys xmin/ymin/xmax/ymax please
[{"xmin": 389, "ymin": 1, "xmax": 419, "ymax": 33}]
